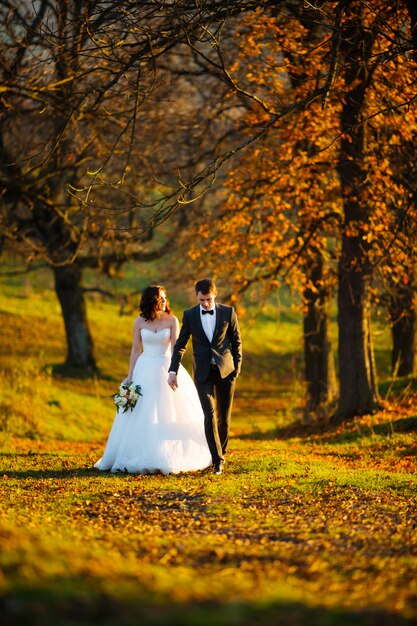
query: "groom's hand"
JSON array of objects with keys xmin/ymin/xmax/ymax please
[{"xmin": 168, "ymin": 372, "xmax": 178, "ymax": 391}]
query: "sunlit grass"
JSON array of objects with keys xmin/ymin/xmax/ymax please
[{"xmin": 0, "ymin": 269, "xmax": 416, "ymax": 625}]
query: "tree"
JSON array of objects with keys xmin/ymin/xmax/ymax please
[
  {"xmin": 372, "ymin": 117, "xmax": 417, "ymax": 378},
  {"xmin": 303, "ymin": 249, "xmax": 338, "ymax": 419},
  {"xmin": 2, "ymin": 0, "xmax": 416, "ymax": 395},
  {"xmin": 335, "ymin": 2, "xmax": 379, "ymax": 418},
  {"xmin": 0, "ymin": 0, "xmax": 167, "ymax": 369},
  {"xmin": 178, "ymin": 1, "xmax": 416, "ymax": 420},
  {"xmin": 0, "ymin": 0, "xmax": 273, "ymax": 371}
]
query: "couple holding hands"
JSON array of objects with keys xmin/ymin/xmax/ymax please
[{"xmin": 95, "ymin": 279, "xmax": 242, "ymax": 476}]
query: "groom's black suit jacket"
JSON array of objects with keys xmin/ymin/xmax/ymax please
[{"xmin": 169, "ymin": 303, "xmax": 242, "ymax": 383}]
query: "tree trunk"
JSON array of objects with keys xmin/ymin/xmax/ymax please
[
  {"xmin": 335, "ymin": 3, "xmax": 379, "ymax": 420},
  {"xmin": 337, "ymin": 248, "xmax": 378, "ymax": 418},
  {"xmin": 389, "ymin": 279, "xmax": 417, "ymax": 377},
  {"xmin": 53, "ymin": 264, "xmax": 96, "ymax": 371},
  {"xmin": 303, "ymin": 253, "xmax": 337, "ymax": 419}
]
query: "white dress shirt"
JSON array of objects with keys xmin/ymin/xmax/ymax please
[
  {"xmin": 168, "ymin": 305, "xmax": 217, "ymax": 376},
  {"xmin": 200, "ymin": 305, "xmax": 216, "ymax": 343}
]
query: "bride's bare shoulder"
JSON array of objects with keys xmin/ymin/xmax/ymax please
[
  {"xmin": 167, "ymin": 313, "xmax": 179, "ymax": 326},
  {"xmin": 133, "ymin": 315, "xmax": 146, "ymax": 328}
]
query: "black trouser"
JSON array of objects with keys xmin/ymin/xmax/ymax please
[{"xmin": 195, "ymin": 364, "xmax": 236, "ymax": 465}]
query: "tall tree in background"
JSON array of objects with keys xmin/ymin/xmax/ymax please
[
  {"xmin": 179, "ymin": 8, "xmax": 342, "ymax": 416},
  {"xmin": 181, "ymin": 1, "xmax": 416, "ymax": 420},
  {"xmin": 335, "ymin": 2, "xmax": 379, "ymax": 418},
  {"xmin": 0, "ymin": 0, "xmax": 270, "ymax": 370},
  {"xmin": 1, "ymin": 0, "xmax": 416, "ymax": 394},
  {"xmin": 371, "ymin": 98, "xmax": 417, "ymax": 378},
  {"xmin": 0, "ymin": 0, "xmax": 167, "ymax": 369}
]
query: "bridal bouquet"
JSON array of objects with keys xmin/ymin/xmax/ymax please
[{"xmin": 112, "ymin": 382, "xmax": 143, "ymax": 413}]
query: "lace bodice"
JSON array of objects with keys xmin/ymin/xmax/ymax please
[{"xmin": 140, "ymin": 328, "xmax": 171, "ymax": 357}]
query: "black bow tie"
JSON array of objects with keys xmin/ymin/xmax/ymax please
[{"xmin": 202, "ymin": 309, "xmax": 214, "ymax": 315}]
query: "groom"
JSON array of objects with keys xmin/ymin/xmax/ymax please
[{"xmin": 168, "ymin": 279, "xmax": 242, "ymax": 475}]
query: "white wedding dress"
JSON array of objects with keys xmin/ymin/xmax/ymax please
[{"xmin": 95, "ymin": 328, "xmax": 211, "ymax": 474}]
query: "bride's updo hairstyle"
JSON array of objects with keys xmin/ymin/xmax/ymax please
[{"xmin": 139, "ymin": 284, "xmax": 171, "ymax": 321}]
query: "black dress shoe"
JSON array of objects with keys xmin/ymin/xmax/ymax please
[{"xmin": 213, "ymin": 462, "xmax": 223, "ymax": 475}]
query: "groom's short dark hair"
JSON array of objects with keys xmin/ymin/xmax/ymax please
[{"xmin": 195, "ymin": 278, "xmax": 217, "ymax": 295}]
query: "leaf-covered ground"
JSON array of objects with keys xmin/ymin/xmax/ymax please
[
  {"xmin": 1, "ymin": 277, "xmax": 417, "ymax": 625},
  {"xmin": 1, "ymin": 407, "xmax": 417, "ymax": 626}
]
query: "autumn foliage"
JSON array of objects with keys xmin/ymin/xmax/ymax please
[{"xmin": 185, "ymin": 2, "xmax": 417, "ymax": 419}]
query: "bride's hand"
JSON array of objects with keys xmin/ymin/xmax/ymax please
[
  {"xmin": 168, "ymin": 372, "xmax": 178, "ymax": 391},
  {"xmin": 122, "ymin": 377, "xmax": 131, "ymax": 386}
]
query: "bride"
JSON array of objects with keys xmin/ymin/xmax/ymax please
[{"xmin": 94, "ymin": 284, "xmax": 212, "ymax": 474}]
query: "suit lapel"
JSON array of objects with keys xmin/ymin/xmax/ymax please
[
  {"xmin": 193, "ymin": 305, "xmax": 208, "ymax": 342},
  {"xmin": 212, "ymin": 303, "xmax": 222, "ymax": 342}
]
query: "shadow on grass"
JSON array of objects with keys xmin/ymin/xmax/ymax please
[
  {"xmin": 310, "ymin": 415, "xmax": 417, "ymax": 451},
  {"xmin": 50, "ymin": 362, "xmax": 119, "ymax": 382},
  {"xmin": 0, "ymin": 591, "xmax": 415, "ymax": 626},
  {"xmin": 235, "ymin": 419, "xmax": 328, "ymax": 442},
  {"xmin": 376, "ymin": 415, "xmax": 417, "ymax": 433},
  {"xmin": 0, "ymin": 465, "xmax": 117, "ymax": 480},
  {"xmin": 2, "ymin": 470, "xmax": 100, "ymax": 480},
  {"xmin": 0, "ymin": 464, "xmax": 212, "ymax": 481},
  {"xmin": 378, "ymin": 376, "xmax": 417, "ymax": 398},
  {"xmin": 234, "ymin": 415, "xmax": 417, "ymax": 444}
]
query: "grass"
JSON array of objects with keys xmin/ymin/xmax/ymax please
[{"xmin": 0, "ymin": 267, "xmax": 416, "ymax": 626}]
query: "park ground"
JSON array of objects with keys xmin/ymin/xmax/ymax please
[{"xmin": 0, "ymin": 268, "xmax": 416, "ymax": 625}]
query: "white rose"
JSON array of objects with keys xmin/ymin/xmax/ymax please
[
  {"xmin": 118, "ymin": 397, "xmax": 128, "ymax": 407},
  {"xmin": 119, "ymin": 386, "xmax": 128, "ymax": 397}
]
